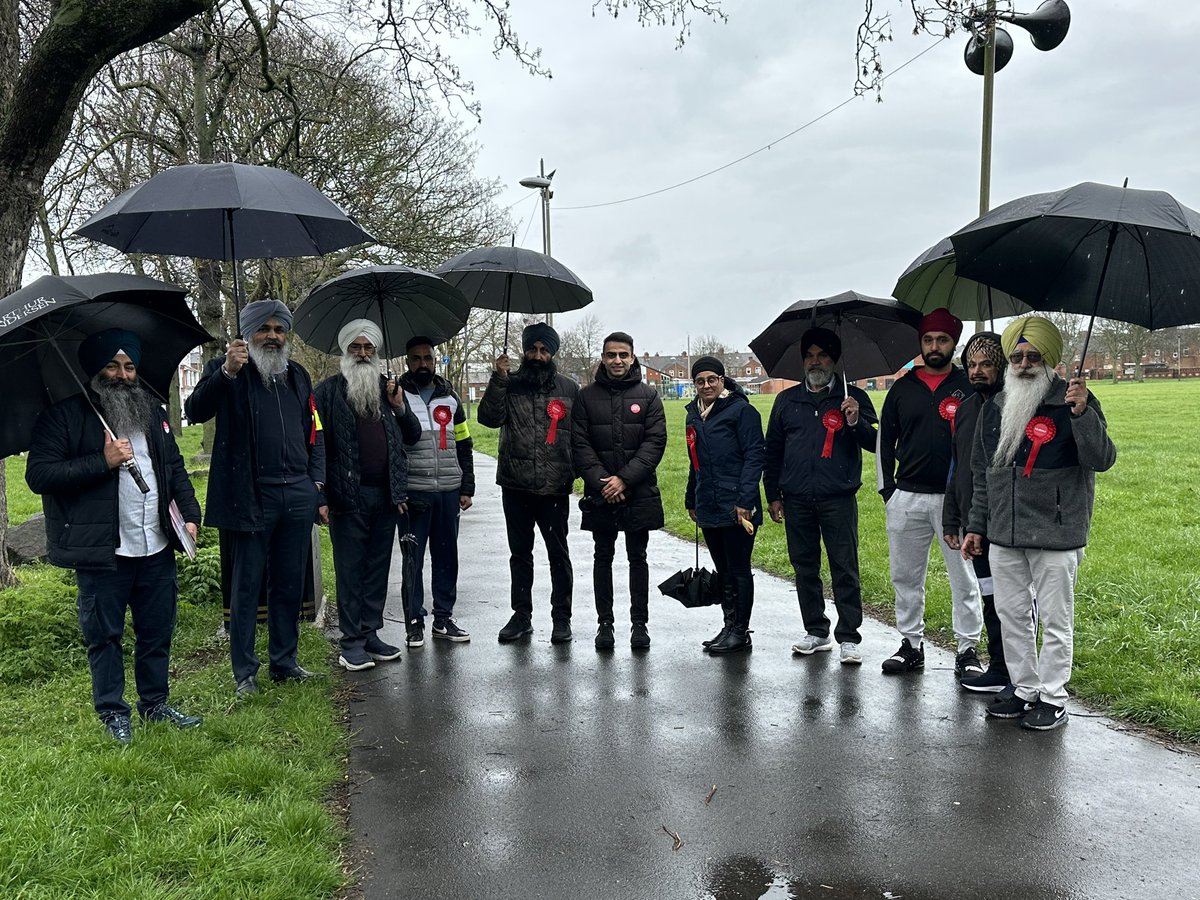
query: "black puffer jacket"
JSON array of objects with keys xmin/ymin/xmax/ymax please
[
  {"xmin": 478, "ymin": 365, "xmax": 578, "ymax": 495},
  {"xmin": 314, "ymin": 374, "xmax": 409, "ymax": 513},
  {"xmin": 571, "ymin": 359, "xmax": 667, "ymax": 532},
  {"xmin": 684, "ymin": 380, "xmax": 765, "ymax": 529},
  {"xmin": 26, "ymin": 392, "xmax": 201, "ymax": 571}
]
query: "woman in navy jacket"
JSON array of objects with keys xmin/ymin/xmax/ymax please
[{"xmin": 684, "ymin": 356, "xmax": 765, "ymax": 654}]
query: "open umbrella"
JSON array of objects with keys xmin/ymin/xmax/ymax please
[
  {"xmin": 434, "ymin": 246, "xmax": 592, "ymax": 350},
  {"xmin": 0, "ymin": 273, "xmax": 213, "ymax": 458},
  {"xmin": 950, "ymin": 180, "xmax": 1200, "ymax": 373},
  {"xmin": 74, "ymin": 162, "xmax": 375, "ymax": 331},
  {"xmin": 750, "ymin": 291, "xmax": 923, "ymax": 391},
  {"xmin": 893, "ymin": 236, "xmax": 1030, "ymax": 326},
  {"xmin": 292, "ymin": 265, "xmax": 468, "ymax": 364}
]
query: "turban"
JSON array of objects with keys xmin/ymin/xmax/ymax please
[
  {"xmin": 337, "ymin": 318, "xmax": 384, "ymax": 356},
  {"xmin": 800, "ymin": 327, "xmax": 842, "ymax": 363},
  {"xmin": 919, "ymin": 307, "xmax": 963, "ymax": 342},
  {"xmin": 691, "ymin": 355, "xmax": 725, "ymax": 380},
  {"xmin": 960, "ymin": 330, "xmax": 1004, "ymax": 370},
  {"xmin": 1001, "ymin": 316, "xmax": 1063, "ymax": 369},
  {"xmin": 522, "ymin": 322, "xmax": 560, "ymax": 357},
  {"xmin": 79, "ymin": 328, "xmax": 142, "ymax": 377},
  {"xmin": 239, "ymin": 298, "xmax": 292, "ymax": 337}
]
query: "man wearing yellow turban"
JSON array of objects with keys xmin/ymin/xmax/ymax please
[{"xmin": 962, "ymin": 316, "xmax": 1117, "ymax": 731}]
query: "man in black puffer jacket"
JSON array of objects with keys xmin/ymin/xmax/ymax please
[
  {"xmin": 26, "ymin": 328, "xmax": 203, "ymax": 745},
  {"xmin": 571, "ymin": 332, "xmax": 667, "ymax": 651},
  {"xmin": 478, "ymin": 322, "xmax": 578, "ymax": 644}
]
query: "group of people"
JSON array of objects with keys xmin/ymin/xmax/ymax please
[{"xmin": 26, "ymin": 296, "xmax": 1114, "ymax": 744}]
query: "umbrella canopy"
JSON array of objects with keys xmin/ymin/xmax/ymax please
[
  {"xmin": 434, "ymin": 246, "xmax": 592, "ymax": 315},
  {"xmin": 750, "ymin": 291, "xmax": 923, "ymax": 383},
  {"xmin": 951, "ymin": 181, "xmax": 1200, "ymax": 332},
  {"xmin": 293, "ymin": 265, "xmax": 469, "ymax": 358},
  {"xmin": 0, "ymin": 273, "xmax": 213, "ymax": 457},
  {"xmin": 893, "ymin": 237, "xmax": 1031, "ymax": 323}
]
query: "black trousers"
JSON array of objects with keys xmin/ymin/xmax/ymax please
[
  {"xmin": 782, "ymin": 494, "xmax": 864, "ymax": 644},
  {"xmin": 227, "ymin": 481, "xmax": 316, "ymax": 681},
  {"xmin": 75, "ymin": 547, "xmax": 177, "ymax": 719},
  {"xmin": 701, "ymin": 524, "xmax": 755, "ymax": 577},
  {"xmin": 971, "ymin": 541, "xmax": 1008, "ymax": 674},
  {"xmin": 404, "ymin": 489, "xmax": 461, "ymax": 622},
  {"xmin": 501, "ymin": 488, "xmax": 573, "ymax": 622},
  {"xmin": 591, "ymin": 528, "xmax": 651, "ymax": 626},
  {"xmin": 329, "ymin": 484, "xmax": 398, "ymax": 652}
]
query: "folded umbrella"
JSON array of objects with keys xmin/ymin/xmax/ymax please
[{"xmin": 658, "ymin": 525, "xmax": 721, "ymax": 608}]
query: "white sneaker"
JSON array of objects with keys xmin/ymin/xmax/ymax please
[
  {"xmin": 839, "ymin": 642, "xmax": 863, "ymax": 665},
  {"xmin": 791, "ymin": 634, "xmax": 833, "ymax": 655}
]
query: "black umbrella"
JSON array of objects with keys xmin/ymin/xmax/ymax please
[
  {"xmin": 0, "ymin": 273, "xmax": 213, "ymax": 457},
  {"xmin": 893, "ymin": 237, "xmax": 1030, "ymax": 326},
  {"xmin": 657, "ymin": 527, "xmax": 720, "ymax": 608},
  {"xmin": 750, "ymin": 291, "xmax": 923, "ymax": 388},
  {"xmin": 292, "ymin": 265, "xmax": 468, "ymax": 362},
  {"xmin": 950, "ymin": 180, "xmax": 1200, "ymax": 373},
  {"xmin": 75, "ymin": 162, "xmax": 375, "ymax": 329},
  {"xmin": 434, "ymin": 246, "xmax": 592, "ymax": 350}
]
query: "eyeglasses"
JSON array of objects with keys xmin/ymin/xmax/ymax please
[
  {"xmin": 348, "ymin": 342, "xmax": 376, "ymax": 354},
  {"xmin": 694, "ymin": 375, "xmax": 722, "ymax": 387},
  {"xmin": 1009, "ymin": 351, "xmax": 1043, "ymax": 364}
]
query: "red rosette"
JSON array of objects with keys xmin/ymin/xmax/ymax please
[
  {"xmin": 546, "ymin": 398, "xmax": 567, "ymax": 445},
  {"xmin": 820, "ymin": 409, "xmax": 844, "ymax": 459},
  {"xmin": 685, "ymin": 425, "xmax": 700, "ymax": 471},
  {"xmin": 1023, "ymin": 415, "xmax": 1056, "ymax": 477},
  {"xmin": 939, "ymin": 395, "xmax": 961, "ymax": 436},
  {"xmin": 432, "ymin": 404, "xmax": 453, "ymax": 450}
]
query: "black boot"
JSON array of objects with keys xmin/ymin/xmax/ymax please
[
  {"xmin": 709, "ymin": 574, "xmax": 753, "ymax": 655},
  {"xmin": 702, "ymin": 576, "xmax": 735, "ymax": 649}
]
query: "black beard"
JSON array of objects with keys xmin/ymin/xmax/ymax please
[
  {"xmin": 923, "ymin": 351, "xmax": 949, "ymax": 369},
  {"xmin": 972, "ymin": 379, "xmax": 1001, "ymax": 396},
  {"xmin": 411, "ymin": 369, "xmax": 434, "ymax": 387},
  {"xmin": 91, "ymin": 374, "xmax": 160, "ymax": 436},
  {"xmin": 514, "ymin": 358, "xmax": 556, "ymax": 386}
]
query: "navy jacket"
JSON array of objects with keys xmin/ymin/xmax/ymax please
[
  {"xmin": 762, "ymin": 382, "xmax": 877, "ymax": 503},
  {"xmin": 684, "ymin": 380, "xmax": 765, "ymax": 529}
]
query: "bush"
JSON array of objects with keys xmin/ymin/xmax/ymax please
[
  {"xmin": 0, "ymin": 564, "xmax": 85, "ymax": 683},
  {"xmin": 176, "ymin": 526, "xmax": 223, "ymax": 606}
]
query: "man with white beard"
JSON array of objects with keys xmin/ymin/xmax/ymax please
[
  {"xmin": 186, "ymin": 299, "xmax": 326, "ymax": 698},
  {"xmin": 315, "ymin": 320, "xmax": 412, "ymax": 671},
  {"xmin": 962, "ymin": 316, "xmax": 1116, "ymax": 730},
  {"xmin": 763, "ymin": 328, "xmax": 878, "ymax": 665}
]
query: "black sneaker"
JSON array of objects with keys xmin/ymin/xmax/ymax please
[
  {"xmin": 1021, "ymin": 701, "xmax": 1068, "ymax": 731},
  {"xmin": 595, "ymin": 624, "xmax": 615, "ymax": 651},
  {"xmin": 140, "ymin": 702, "xmax": 203, "ymax": 728},
  {"xmin": 405, "ymin": 620, "xmax": 425, "ymax": 649},
  {"xmin": 365, "ymin": 636, "xmax": 403, "ymax": 661},
  {"xmin": 955, "ymin": 647, "xmax": 985, "ymax": 678},
  {"xmin": 498, "ymin": 614, "xmax": 533, "ymax": 642},
  {"xmin": 338, "ymin": 647, "xmax": 376, "ymax": 671},
  {"xmin": 881, "ymin": 639, "xmax": 924, "ymax": 674},
  {"xmin": 986, "ymin": 693, "xmax": 1035, "ymax": 719},
  {"xmin": 960, "ymin": 667, "xmax": 1010, "ymax": 693},
  {"xmin": 432, "ymin": 618, "xmax": 471, "ymax": 642},
  {"xmin": 630, "ymin": 623, "xmax": 651, "ymax": 650},
  {"xmin": 102, "ymin": 714, "xmax": 133, "ymax": 745},
  {"xmin": 550, "ymin": 621, "xmax": 573, "ymax": 644}
]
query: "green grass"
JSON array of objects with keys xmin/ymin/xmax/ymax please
[{"xmin": 472, "ymin": 380, "xmax": 1200, "ymax": 741}]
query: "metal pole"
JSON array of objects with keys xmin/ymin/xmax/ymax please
[
  {"xmin": 539, "ymin": 158, "xmax": 554, "ymax": 328},
  {"xmin": 976, "ymin": 0, "xmax": 997, "ymax": 334}
]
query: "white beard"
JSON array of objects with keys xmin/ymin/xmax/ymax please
[
  {"xmin": 341, "ymin": 355, "xmax": 382, "ymax": 420},
  {"xmin": 993, "ymin": 365, "xmax": 1057, "ymax": 467},
  {"xmin": 247, "ymin": 340, "xmax": 290, "ymax": 384}
]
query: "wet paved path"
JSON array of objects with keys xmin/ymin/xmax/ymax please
[{"xmin": 344, "ymin": 454, "xmax": 1199, "ymax": 900}]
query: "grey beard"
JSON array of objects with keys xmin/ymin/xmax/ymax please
[
  {"xmin": 91, "ymin": 374, "xmax": 161, "ymax": 437},
  {"xmin": 341, "ymin": 355, "xmax": 382, "ymax": 420},
  {"xmin": 806, "ymin": 367, "xmax": 834, "ymax": 390},
  {"xmin": 993, "ymin": 366, "xmax": 1057, "ymax": 467},
  {"xmin": 247, "ymin": 341, "xmax": 290, "ymax": 384}
]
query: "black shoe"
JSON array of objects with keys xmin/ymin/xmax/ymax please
[
  {"xmin": 235, "ymin": 676, "xmax": 259, "ymax": 698},
  {"xmin": 102, "ymin": 714, "xmax": 133, "ymax": 745},
  {"xmin": 432, "ymin": 618, "xmax": 471, "ymax": 642},
  {"xmin": 405, "ymin": 620, "xmax": 425, "ymax": 649},
  {"xmin": 881, "ymin": 639, "xmax": 924, "ymax": 674},
  {"xmin": 630, "ymin": 623, "xmax": 651, "ymax": 650},
  {"xmin": 955, "ymin": 646, "xmax": 985, "ymax": 678},
  {"xmin": 986, "ymin": 693, "xmax": 1036, "ymax": 719},
  {"xmin": 1021, "ymin": 700, "xmax": 1068, "ymax": 731},
  {"xmin": 595, "ymin": 624, "xmax": 615, "ymax": 651},
  {"xmin": 550, "ymin": 621, "xmax": 573, "ymax": 644},
  {"xmin": 269, "ymin": 665, "xmax": 320, "ymax": 683},
  {"xmin": 365, "ymin": 636, "xmax": 403, "ymax": 661},
  {"xmin": 960, "ymin": 667, "xmax": 1010, "ymax": 693},
  {"xmin": 498, "ymin": 614, "xmax": 533, "ymax": 642},
  {"xmin": 338, "ymin": 647, "xmax": 376, "ymax": 671},
  {"xmin": 708, "ymin": 625, "xmax": 751, "ymax": 654},
  {"xmin": 140, "ymin": 702, "xmax": 203, "ymax": 728}
]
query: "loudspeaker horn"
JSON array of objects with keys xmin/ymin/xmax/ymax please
[
  {"xmin": 964, "ymin": 27, "xmax": 1014, "ymax": 76},
  {"xmin": 998, "ymin": 0, "xmax": 1071, "ymax": 52}
]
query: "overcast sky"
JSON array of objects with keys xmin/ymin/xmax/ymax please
[{"xmin": 444, "ymin": 0, "xmax": 1200, "ymax": 356}]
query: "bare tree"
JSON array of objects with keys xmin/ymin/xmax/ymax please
[
  {"xmin": 557, "ymin": 314, "xmax": 605, "ymax": 385},
  {"xmin": 856, "ymin": 1, "xmax": 984, "ymax": 98}
]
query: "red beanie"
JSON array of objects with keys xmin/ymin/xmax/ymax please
[{"xmin": 919, "ymin": 307, "xmax": 963, "ymax": 342}]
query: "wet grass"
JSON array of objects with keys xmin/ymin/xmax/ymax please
[{"xmin": 471, "ymin": 379, "xmax": 1200, "ymax": 742}]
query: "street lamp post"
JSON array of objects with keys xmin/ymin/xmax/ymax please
[{"xmin": 519, "ymin": 159, "xmax": 556, "ymax": 325}]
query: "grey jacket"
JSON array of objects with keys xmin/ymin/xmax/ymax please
[{"xmin": 966, "ymin": 378, "xmax": 1116, "ymax": 551}]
